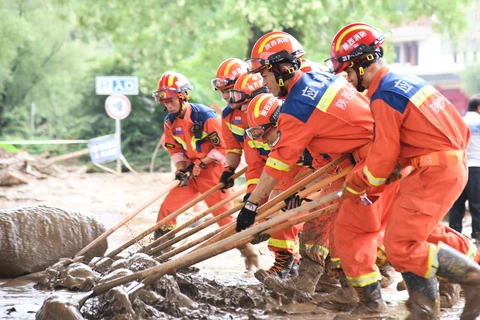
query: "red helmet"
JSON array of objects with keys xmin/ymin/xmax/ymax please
[
  {"xmin": 246, "ymin": 93, "xmax": 282, "ymax": 140},
  {"xmin": 229, "ymin": 73, "xmax": 269, "ymax": 105},
  {"xmin": 211, "ymin": 58, "xmax": 248, "ymax": 91},
  {"xmin": 300, "ymin": 58, "xmax": 329, "ymax": 73},
  {"xmin": 152, "ymin": 71, "xmax": 193, "ymax": 102},
  {"xmin": 246, "ymin": 31, "xmax": 306, "ymax": 74},
  {"xmin": 326, "ymin": 22, "xmax": 386, "ymax": 74}
]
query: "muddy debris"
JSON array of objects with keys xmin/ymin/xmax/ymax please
[
  {"xmin": 36, "ymin": 250, "xmax": 332, "ymax": 320},
  {"xmin": 0, "ymin": 205, "xmax": 107, "ymax": 278}
]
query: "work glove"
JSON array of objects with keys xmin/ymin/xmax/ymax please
[
  {"xmin": 243, "ymin": 193, "xmax": 251, "ymax": 202},
  {"xmin": 192, "ymin": 159, "xmax": 206, "ymax": 177},
  {"xmin": 251, "ymin": 232, "xmax": 271, "ymax": 244},
  {"xmin": 385, "ymin": 163, "xmax": 402, "ymax": 185},
  {"xmin": 342, "ymin": 171, "xmax": 369, "ymax": 200},
  {"xmin": 220, "ymin": 166, "xmax": 235, "ymax": 191},
  {"xmin": 236, "ymin": 201, "xmax": 258, "ymax": 232},
  {"xmin": 282, "ymin": 193, "xmax": 303, "ymax": 211},
  {"xmin": 175, "ymin": 163, "xmax": 194, "ymax": 187}
]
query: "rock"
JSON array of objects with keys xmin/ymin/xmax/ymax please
[{"xmin": 0, "ymin": 205, "xmax": 107, "ymax": 278}]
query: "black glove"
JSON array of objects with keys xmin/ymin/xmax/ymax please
[
  {"xmin": 243, "ymin": 193, "xmax": 251, "ymax": 202},
  {"xmin": 175, "ymin": 163, "xmax": 195, "ymax": 187},
  {"xmin": 220, "ymin": 166, "xmax": 235, "ymax": 191},
  {"xmin": 251, "ymin": 232, "xmax": 271, "ymax": 244},
  {"xmin": 385, "ymin": 163, "xmax": 402, "ymax": 185},
  {"xmin": 236, "ymin": 201, "xmax": 258, "ymax": 232},
  {"xmin": 282, "ymin": 193, "xmax": 303, "ymax": 211}
]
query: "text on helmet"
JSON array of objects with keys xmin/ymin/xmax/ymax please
[
  {"xmin": 260, "ymin": 98, "xmax": 276, "ymax": 117},
  {"xmin": 263, "ymin": 37, "xmax": 291, "ymax": 52},
  {"xmin": 341, "ymin": 31, "xmax": 368, "ymax": 52}
]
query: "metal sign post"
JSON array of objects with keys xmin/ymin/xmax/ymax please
[{"xmin": 105, "ymin": 94, "xmax": 132, "ymax": 174}]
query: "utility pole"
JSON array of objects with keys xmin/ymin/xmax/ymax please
[{"xmin": 31, "ymin": 102, "xmax": 36, "ymax": 138}]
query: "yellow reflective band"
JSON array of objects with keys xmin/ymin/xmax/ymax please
[
  {"xmin": 172, "ymin": 136, "xmax": 187, "ymax": 150},
  {"xmin": 363, "ymin": 165, "xmax": 386, "ymax": 186},
  {"xmin": 376, "ymin": 247, "xmax": 388, "ymax": 267},
  {"xmin": 190, "ymin": 132, "xmax": 208, "ymax": 151},
  {"xmin": 224, "ymin": 59, "xmax": 237, "ymax": 75},
  {"xmin": 305, "ymin": 243, "xmax": 329, "ymax": 260},
  {"xmin": 335, "ymin": 25, "xmax": 376, "ymax": 52},
  {"xmin": 316, "ymin": 76, "xmax": 348, "ymax": 112},
  {"xmin": 425, "ymin": 243, "xmax": 438, "ymax": 278},
  {"xmin": 247, "ymin": 178, "xmax": 260, "ymax": 186},
  {"xmin": 411, "ymin": 85, "xmax": 437, "ymax": 108},
  {"xmin": 347, "ymin": 270, "xmax": 380, "ymax": 287},
  {"xmin": 266, "ymin": 157, "xmax": 291, "ymax": 172},
  {"xmin": 241, "ymin": 74, "xmax": 250, "ymax": 87},
  {"xmin": 345, "ymin": 186, "xmax": 365, "ymax": 195},
  {"xmin": 226, "ymin": 122, "xmax": 245, "ymax": 136},
  {"xmin": 253, "ymin": 94, "xmax": 271, "ymax": 118},
  {"xmin": 247, "ymin": 140, "xmax": 271, "ymax": 151},
  {"xmin": 227, "ymin": 148, "xmax": 242, "ymax": 155},
  {"xmin": 467, "ymin": 243, "xmax": 477, "ymax": 260},
  {"xmin": 258, "ymin": 34, "xmax": 286, "ymax": 54},
  {"xmin": 268, "ymin": 238, "xmax": 300, "ymax": 252},
  {"xmin": 329, "ymin": 257, "xmax": 342, "ymax": 269},
  {"xmin": 167, "ymin": 74, "xmax": 175, "ymax": 87}
]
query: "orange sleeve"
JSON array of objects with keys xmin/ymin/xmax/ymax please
[
  {"xmin": 163, "ymin": 122, "xmax": 184, "ymax": 156},
  {"xmin": 265, "ymin": 114, "xmax": 315, "ymax": 181},
  {"xmin": 361, "ymin": 99, "xmax": 402, "ymax": 187},
  {"xmin": 221, "ymin": 116, "xmax": 243, "ymax": 156},
  {"xmin": 244, "ymin": 137, "xmax": 267, "ymax": 193}
]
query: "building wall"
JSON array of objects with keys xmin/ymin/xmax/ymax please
[{"xmin": 387, "ymin": 1, "xmax": 480, "ymax": 113}]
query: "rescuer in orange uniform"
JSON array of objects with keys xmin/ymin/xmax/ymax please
[
  {"xmin": 328, "ymin": 22, "xmax": 480, "ymax": 319},
  {"xmin": 236, "ymin": 31, "xmax": 400, "ymax": 313},
  {"xmin": 152, "ymin": 71, "xmax": 234, "ymax": 240},
  {"xmin": 214, "ymin": 58, "xmax": 306, "ymax": 276}
]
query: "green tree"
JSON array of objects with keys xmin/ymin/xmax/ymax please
[
  {"xmin": 0, "ymin": 0, "xmax": 97, "ymax": 138},
  {"xmin": 460, "ymin": 63, "xmax": 480, "ymax": 96}
]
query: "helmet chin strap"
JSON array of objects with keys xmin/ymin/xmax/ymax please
[{"xmin": 272, "ymin": 60, "xmax": 301, "ymax": 98}]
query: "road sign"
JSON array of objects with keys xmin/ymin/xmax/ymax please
[
  {"xmin": 96, "ymin": 76, "xmax": 139, "ymax": 95},
  {"xmin": 87, "ymin": 135, "xmax": 121, "ymax": 164},
  {"xmin": 105, "ymin": 94, "xmax": 131, "ymax": 120}
]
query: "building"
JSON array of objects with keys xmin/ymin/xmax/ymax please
[{"xmin": 388, "ymin": 0, "xmax": 480, "ymax": 115}]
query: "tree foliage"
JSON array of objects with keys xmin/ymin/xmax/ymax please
[{"xmin": 0, "ymin": 0, "xmax": 474, "ymax": 169}]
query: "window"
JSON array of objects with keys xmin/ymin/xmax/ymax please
[{"xmin": 393, "ymin": 41, "xmax": 419, "ymax": 66}]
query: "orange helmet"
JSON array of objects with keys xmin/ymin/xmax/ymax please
[
  {"xmin": 152, "ymin": 71, "xmax": 193, "ymax": 102},
  {"xmin": 300, "ymin": 58, "xmax": 329, "ymax": 73},
  {"xmin": 246, "ymin": 93, "xmax": 282, "ymax": 140},
  {"xmin": 211, "ymin": 58, "xmax": 248, "ymax": 91},
  {"xmin": 229, "ymin": 73, "xmax": 269, "ymax": 105},
  {"xmin": 246, "ymin": 31, "xmax": 306, "ymax": 74},
  {"xmin": 326, "ymin": 22, "xmax": 386, "ymax": 74}
]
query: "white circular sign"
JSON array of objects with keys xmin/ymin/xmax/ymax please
[{"xmin": 105, "ymin": 94, "xmax": 131, "ymax": 120}]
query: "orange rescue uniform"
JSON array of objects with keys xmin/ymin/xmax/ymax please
[
  {"xmin": 158, "ymin": 103, "xmax": 233, "ymax": 227},
  {"xmin": 351, "ymin": 67, "xmax": 477, "ymax": 277},
  {"xmin": 222, "ymin": 105, "xmax": 306, "ymax": 258},
  {"xmin": 265, "ymin": 70, "xmax": 397, "ymax": 286}
]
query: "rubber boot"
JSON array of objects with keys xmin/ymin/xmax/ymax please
[
  {"xmin": 292, "ymin": 257, "xmax": 324, "ymax": 294},
  {"xmin": 237, "ymin": 243, "xmax": 259, "ymax": 272},
  {"xmin": 438, "ymin": 279, "xmax": 461, "ymax": 308},
  {"xmin": 350, "ymin": 281, "xmax": 387, "ymax": 316},
  {"xmin": 379, "ymin": 262, "xmax": 396, "ymax": 288},
  {"xmin": 153, "ymin": 225, "xmax": 175, "ymax": 241},
  {"xmin": 402, "ymin": 272, "xmax": 440, "ymax": 320},
  {"xmin": 436, "ymin": 243, "xmax": 480, "ymax": 320},
  {"xmin": 266, "ymin": 250, "xmax": 295, "ymax": 278}
]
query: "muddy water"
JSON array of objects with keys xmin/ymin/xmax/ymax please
[{"xmin": 0, "ymin": 172, "xmax": 470, "ymax": 319}]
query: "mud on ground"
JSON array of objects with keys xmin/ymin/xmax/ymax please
[{"xmin": 0, "ymin": 171, "xmax": 468, "ymax": 319}]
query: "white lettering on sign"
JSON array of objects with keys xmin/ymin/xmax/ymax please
[{"xmin": 96, "ymin": 76, "xmax": 139, "ymax": 95}]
